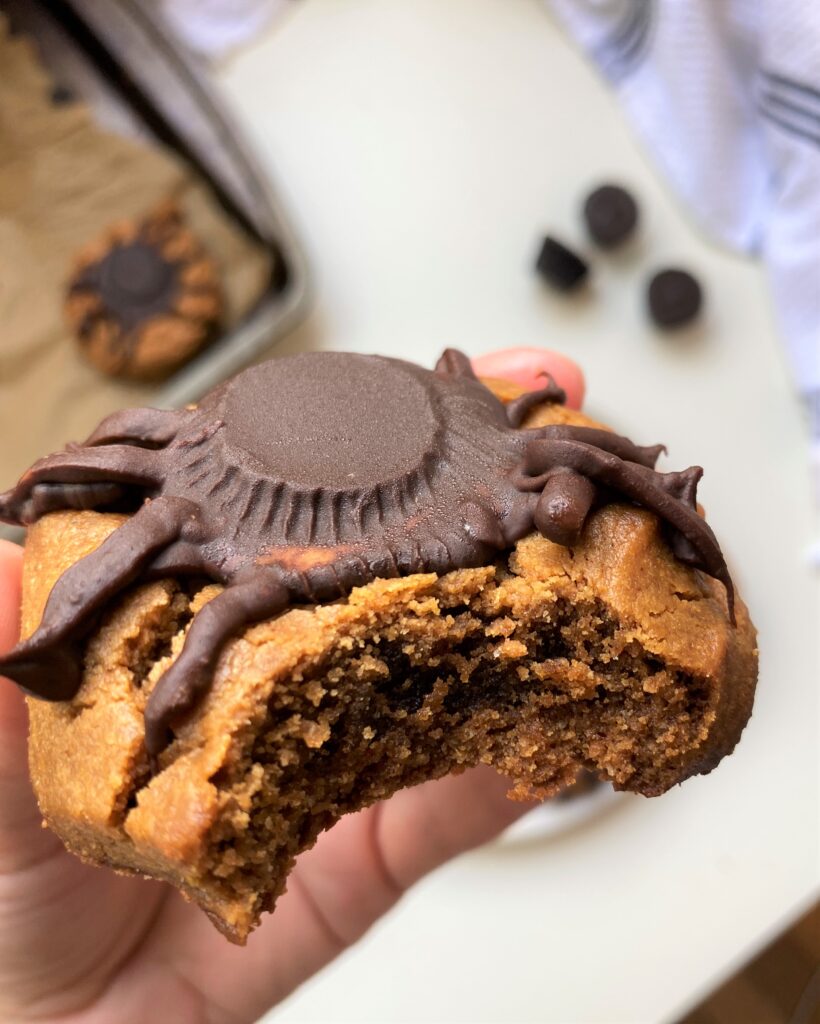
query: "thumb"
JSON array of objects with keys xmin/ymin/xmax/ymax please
[
  {"xmin": 472, "ymin": 347, "xmax": 586, "ymax": 409},
  {"xmin": 0, "ymin": 539, "xmax": 61, "ymax": 871},
  {"xmin": 0, "ymin": 540, "xmax": 22, "ymax": 658},
  {"xmin": 375, "ymin": 765, "xmax": 531, "ymax": 890},
  {"xmin": 287, "ymin": 765, "xmax": 534, "ymax": 953},
  {"xmin": 0, "ymin": 538, "xmax": 26, "ymax": 771}
]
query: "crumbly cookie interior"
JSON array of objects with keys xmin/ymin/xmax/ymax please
[{"xmin": 183, "ymin": 586, "xmax": 709, "ymax": 933}]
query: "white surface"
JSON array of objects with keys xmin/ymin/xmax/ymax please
[
  {"xmin": 499, "ymin": 787, "xmax": 626, "ymax": 846},
  {"xmin": 548, "ymin": 0, "xmax": 820, "ymax": 404},
  {"xmin": 215, "ymin": 2, "xmax": 820, "ymax": 1021}
]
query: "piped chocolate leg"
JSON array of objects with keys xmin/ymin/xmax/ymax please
[
  {"xmin": 0, "ymin": 480, "xmax": 136, "ymax": 525},
  {"xmin": 146, "ymin": 541, "xmax": 208, "ymax": 577},
  {"xmin": 144, "ymin": 569, "xmax": 290, "ymax": 761},
  {"xmin": 85, "ymin": 407, "xmax": 189, "ymax": 448},
  {"xmin": 8, "ymin": 482, "xmax": 130, "ymax": 522},
  {"xmin": 661, "ymin": 466, "xmax": 702, "ymax": 508},
  {"xmin": 0, "ymin": 496, "xmax": 194, "ymax": 699},
  {"xmin": 655, "ymin": 467, "xmax": 704, "ymax": 564},
  {"xmin": 434, "ymin": 348, "xmax": 478, "ymax": 380},
  {"xmin": 516, "ymin": 438, "xmax": 734, "ymax": 621},
  {"xmin": 505, "ymin": 376, "xmax": 566, "ymax": 427},
  {"xmin": 524, "ymin": 425, "xmax": 666, "ymax": 469},
  {"xmin": 533, "ymin": 470, "xmax": 596, "ymax": 546},
  {"xmin": 1, "ymin": 446, "xmax": 162, "ymax": 525}
]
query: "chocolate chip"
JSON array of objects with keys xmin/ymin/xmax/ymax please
[
  {"xmin": 50, "ymin": 84, "xmax": 76, "ymax": 106},
  {"xmin": 647, "ymin": 269, "xmax": 703, "ymax": 329},
  {"xmin": 74, "ymin": 241, "xmax": 180, "ymax": 334},
  {"xmin": 534, "ymin": 236, "xmax": 589, "ymax": 292},
  {"xmin": 583, "ymin": 184, "xmax": 639, "ymax": 248}
]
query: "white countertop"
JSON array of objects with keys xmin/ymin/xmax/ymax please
[{"xmin": 216, "ymin": 2, "xmax": 820, "ymax": 1020}]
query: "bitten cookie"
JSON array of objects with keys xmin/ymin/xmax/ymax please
[
  {"xmin": 0, "ymin": 351, "xmax": 757, "ymax": 944},
  {"xmin": 64, "ymin": 201, "xmax": 223, "ymax": 381}
]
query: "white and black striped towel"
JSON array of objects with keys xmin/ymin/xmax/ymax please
[
  {"xmin": 163, "ymin": 0, "xmax": 820, "ymax": 531},
  {"xmin": 547, "ymin": 0, "xmax": 820, "ymax": 524}
]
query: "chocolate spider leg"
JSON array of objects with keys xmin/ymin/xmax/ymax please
[
  {"xmin": 0, "ymin": 445, "xmax": 162, "ymax": 525},
  {"xmin": 145, "ymin": 541, "xmax": 207, "ymax": 577},
  {"xmin": 625, "ymin": 463, "xmax": 729, "ymax": 592},
  {"xmin": 523, "ymin": 425, "xmax": 666, "ymax": 469},
  {"xmin": 144, "ymin": 568, "xmax": 290, "ymax": 761},
  {"xmin": 434, "ymin": 348, "xmax": 478, "ymax": 380},
  {"xmin": 0, "ymin": 496, "xmax": 197, "ymax": 700},
  {"xmin": 655, "ymin": 466, "xmax": 704, "ymax": 564},
  {"xmin": 661, "ymin": 466, "xmax": 702, "ymax": 507},
  {"xmin": 84, "ymin": 407, "xmax": 190, "ymax": 448},
  {"xmin": 519, "ymin": 438, "xmax": 734, "ymax": 621},
  {"xmin": 532, "ymin": 470, "xmax": 597, "ymax": 546},
  {"xmin": 505, "ymin": 376, "xmax": 567, "ymax": 427},
  {"xmin": 3, "ymin": 481, "xmax": 128, "ymax": 522}
]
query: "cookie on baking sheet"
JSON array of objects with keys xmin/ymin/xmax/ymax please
[{"xmin": 64, "ymin": 201, "xmax": 223, "ymax": 381}]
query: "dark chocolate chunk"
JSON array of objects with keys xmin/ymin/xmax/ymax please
[
  {"xmin": 583, "ymin": 184, "xmax": 639, "ymax": 248},
  {"xmin": 647, "ymin": 268, "xmax": 703, "ymax": 329},
  {"xmin": 74, "ymin": 241, "xmax": 180, "ymax": 334},
  {"xmin": 534, "ymin": 236, "xmax": 589, "ymax": 292},
  {"xmin": 65, "ymin": 203, "xmax": 223, "ymax": 381},
  {"xmin": 50, "ymin": 84, "xmax": 76, "ymax": 106}
]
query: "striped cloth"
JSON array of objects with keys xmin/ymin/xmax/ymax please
[{"xmin": 158, "ymin": 0, "xmax": 289, "ymax": 59}]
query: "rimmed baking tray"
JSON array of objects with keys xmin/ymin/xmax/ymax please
[
  {"xmin": 0, "ymin": 0, "xmax": 310, "ymax": 541},
  {"xmin": 1, "ymin": 0, "xmax": 310, "ymax": 408}
]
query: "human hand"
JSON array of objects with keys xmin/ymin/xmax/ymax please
[{"xmin": 0, "ymin": 348, "xmax": 583, "ymax": 1024}]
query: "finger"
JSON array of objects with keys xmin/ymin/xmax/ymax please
[
  {"xmin": 0, "ymin": 540, "xmax": 168, "ymax": 1020},
  {"xmin": 156, "ymin": 767, "xmax": 534, "ymax": 1022},
  {"xmin": 370, "ymin": 764, "xmax": 528, "ymax": 887},
  {"xmin": 287, "ymin": 766, "xmax": 528, "ymax": 945},
  {"xmin": 0, "ymin": 538, "xmax": 68, "ymax": 869},
  {"xmin": 0, "ymin": 539, "xmax": 43, "ymax": 861},
  {"xmin": 0, "ymin": 540, "xmax": 22, "ymax": 655},
  {"xmin": 473, "ymin": 347, "xmax": 585, "ymax": 409}
]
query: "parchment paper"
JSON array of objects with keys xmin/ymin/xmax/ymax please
[{"xmin": 0, "ymin": 20, "xmax": 271, "ymax": 484}]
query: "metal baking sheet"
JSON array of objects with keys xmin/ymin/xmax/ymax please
[
  {"xmin": 1, "ymin": 0, "xmax": 310, "ymax": 408},
  {"xmin": 0, "ymin": 0, "xmax": 310, "ymax": 541}
]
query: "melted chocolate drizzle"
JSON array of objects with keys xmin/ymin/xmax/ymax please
[
  {"xmin": 72, "ymin": 240, "xmax": 181, "ymax": 335},
  {"xmin": 0, "ymin": 349, "xmax": 735, "ymax": 765}
]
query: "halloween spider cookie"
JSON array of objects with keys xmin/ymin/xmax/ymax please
[
  {"xmin": 65, "ymin": 201, "xmax": 223, "ymax": 381},
  {"xmin": 0, "ymin": 350, "xmax": 757, "ymax": 944}
]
